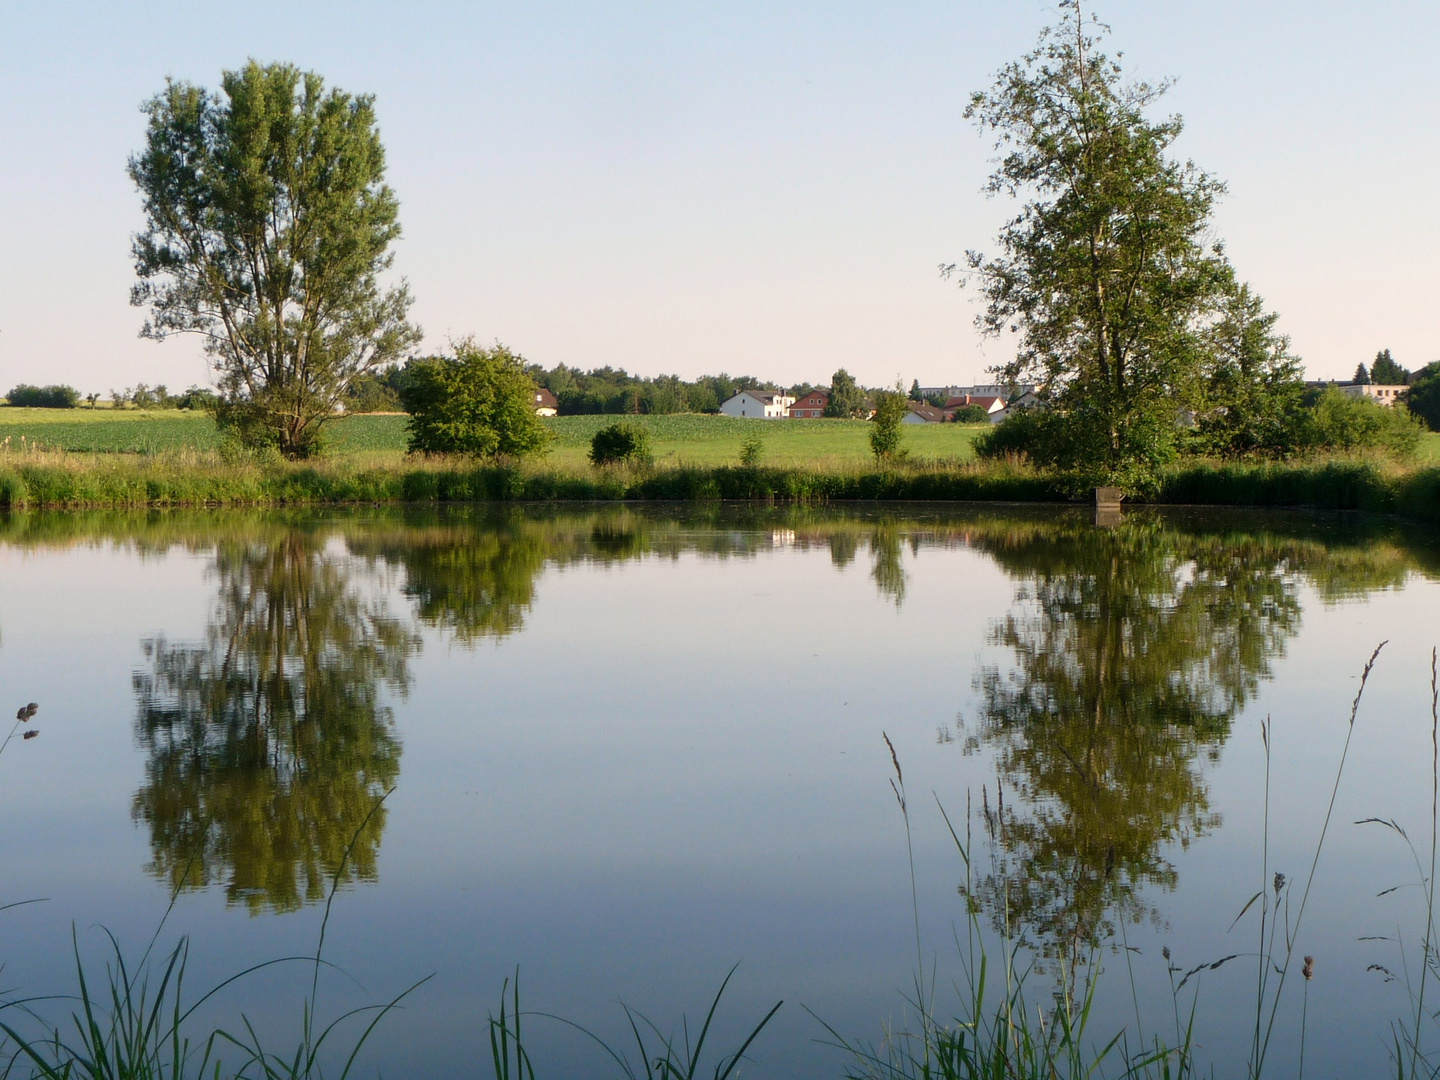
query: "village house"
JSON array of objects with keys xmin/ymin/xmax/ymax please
[
  {"xmin": 788, "ymin": 391, "xmax": 829, "ymax": 418},
  {"xmin": 992, "ymin": 389, "xmax": 1039, "ymax": 422},
  {"xmin": 533, "ymin": 388, "xmax": 558, "ymax": 416},
  {"xmin": 943, "ymin": 393, "xmax": 1007, "ymax": 421},
  {"xmin": 719, "ymin": 389, "xmax": 795, "ymax": 418},
  {"xmin": 901, "ymin": 401, "xmax": 946, "ymax": 424}
]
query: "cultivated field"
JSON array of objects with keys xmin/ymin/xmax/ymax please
[
  {"xmin": 0, "ymin": 409, "xmax": 990, "ymax": 463},
  {"xmin": 1, "ymin": 406, "xmax": 1436, "ymax": 465}
]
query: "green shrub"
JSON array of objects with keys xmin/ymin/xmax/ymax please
[
  {"xmin": 739, "ymin": 435, "xmax": 765, "ymax": 467},
  {"xmin": 973, "ymin": 407, "xmax": 1043, "ymax": 460},
  {"xmin": 6, "ymin": 383, "xmax": 80, "ymax": 408},
  {"xmin": 1304, "ymin": 387, "xmax": 1422, "ymax": 458},
  {"xmin": 399, "ymin": 341, "xmax": 552, "ymax": 458},
  {"xmin": 950, "ymin": 403, "xmax": 991, "ymax": 424},
  {"xmin": 589, "ymin": 421, "xmax": 652, "ymax": 467},
  {"xmin": 869, "ymin": 386, "xmax": 907, "ymax": 460}
]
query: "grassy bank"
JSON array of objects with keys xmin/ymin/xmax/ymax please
[{"xmin": 0, "ymin": 449, "xmax": 1437, "ymax": 524}]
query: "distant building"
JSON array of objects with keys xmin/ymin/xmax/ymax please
[
  {"xmin": 789, "ymin": 391, "xmax": 829, "ymax": 418},
  {"xmin": 901, "ymin": 401, "xmax": 946, "ymax": 424},
  {"xmin": 920, "ymin": 383, "xmax": 1031, "ymax": 401},
  {"xmin": 719, "ymin": 390, "xmax": 795, "ymax": 419},
  {"xmin": 1338, "ymin": 383, "xmax": 1408, "ymax": 407},
  {"xmin": 533, "ymin": 388, "xmax": 558, "ymax": 417}
]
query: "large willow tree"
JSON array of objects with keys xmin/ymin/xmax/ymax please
[
  {"xmin": 129, "ymin": 61, "xmax": 420, "ymax": 457},
  {"xmin": 957, "ymin": 3, "xmax": 1232, "ymax": 486}
]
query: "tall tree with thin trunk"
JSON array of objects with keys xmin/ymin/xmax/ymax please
[
  {"xmin": 953, "ymin": 1, "xmax": 1230, "ymax": 487},
  {"xmin": 129, "ymin": 61, "xmax": 421, "ymax": 458}
]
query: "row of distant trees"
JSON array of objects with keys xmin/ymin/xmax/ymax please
[
  {"xmin": 339, "ymin": 361, "xmax": 891, "ymax": 418},
  {"xmin": 4, "ymin": 383, "xmax": 218, "ymax": 410}
]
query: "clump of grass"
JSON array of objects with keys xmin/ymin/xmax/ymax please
[
  {"xmin": 0, "ymin": 792, "xmax": 426, "ymax": 1080},
  {"xmin": 486, "ymin": 965, "xmax": 781, "ymax": 1080}
]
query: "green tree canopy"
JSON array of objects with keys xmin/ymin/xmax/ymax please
[
  {"xmin": 824, "ymin": 368, "xmax": 866, "ymax": 418},
  {"xmin": 957, "ymin": 3, "xmax": 1231, "ymax": 487},
  {"xmin": 1353, "ymin": 362, "xmax": 1371, "ymax": 385},
  {"xmin": 1370, "ymin": 348, "xmax": 1410, "ymax": 384},
  {"xmin": 1193, "ymin": 284, "xmax": 1305, "ymax": 457},
  {"xmin": 1403, "ymin": 362, "xmax": 1440, "ymax": 432},
  {"xmin": 398, "ymin": 341, "xmax": 552, "ymax": 457},
  {"xmin": 129, "ymin": 61, "xmax": 420, "ymax": 458}
]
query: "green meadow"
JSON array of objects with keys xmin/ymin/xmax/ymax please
[{"xmin": 0, "ymin": 408, "xmax": 992, "ymax": 464}]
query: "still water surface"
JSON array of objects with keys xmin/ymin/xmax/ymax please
[{"xmin": 0, "ymin": 504, "xmax": 1437, "ymax": 1077}]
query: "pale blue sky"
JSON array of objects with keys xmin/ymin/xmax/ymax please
[{"xmin": 1, "ymin": 1, "xmax": 1435, "ymax": 392}]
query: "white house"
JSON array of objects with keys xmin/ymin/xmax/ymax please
[{"xmin": 719, "ymin": 390, "xmax": 795, "ymax": 418}]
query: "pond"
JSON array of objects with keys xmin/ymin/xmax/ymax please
[{"xmin": 0, "ymin": 503, "xmax": 1436, "ymax": 1077}]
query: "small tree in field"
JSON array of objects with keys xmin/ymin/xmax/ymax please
[
  {"xmin": 870, "ymin": 383, "xmax": 908, "ymax": 460},
  {"xmin": 129, "ymin": 61, "xmax": 420, "ymax": 458},
  {"xmin": 399, "ymin": 342, "xmax": 552, "ymax": 458}
]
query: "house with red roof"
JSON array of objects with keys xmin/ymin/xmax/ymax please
[{"xmin": 788, "ymin": 391, "xmax": 829, "ymax": 418}]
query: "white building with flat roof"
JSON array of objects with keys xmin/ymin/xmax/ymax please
[{"xmin": 719, "ymin": 389, "xmax": 795, "ymax": 418}]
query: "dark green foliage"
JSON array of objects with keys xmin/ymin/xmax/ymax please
[
  {"xmin": 399, "ymin": 343, "xmax": 552, "ymax": 458},
  {"xmin": 1404, "ymin": 362, "xmax": 1440, "ymax": 432},
  {"xmin": 589, "ymin": 421, "xmax": 652, "ymax": 466},
  {"xmin": 531, "ymin": 364, "xmax": 750, "ymax": 415},
  {"xmin": 1304, "ymin": 387, "xmax": 1422, "ymax": 458},
  {"xmin": 1353, "ymin": 362, "xmax": 1371, "ymax": 385},
  {"xmin": 345, "ymin": 367, "xmax": 404, "ymax": 412},
  {"xmin": 1370, "ymin": 348, "xmax": 1410, "ymax": 385},
  {"xmin": 176, "ymin": 385, "xmax": 219, "ymax": 411},
  {"xmin": 1192, "ymin": 285, "xmax": 1306, "ymax": 457},
  {"xmin": 130, "ymin": 61, "xmax": 420, "ymax": 458},
  {"xmin": 909, "ymin": 378, "xmax": 922, "ymax": 400},
  {"xmin": 869, "ymin": 386, "xmax": 908, "ymax": 460},
  {"xmin": 950, "ymin": 404, "xmax": 991, "ymax": 424},
  {"xmin": 7, "ymin": 383, "xmax": 80, "ymax": 408},
  {"xmin": 739, "ymin": 435, "xmax": 764, "ymax": 467},
  {"xmin": 959, "ymin": 4, "xmax": 1231, "ymax": 484},
  {"xmin": 825, "ymin": 368, "xmax": 866, "ymax": 418}
]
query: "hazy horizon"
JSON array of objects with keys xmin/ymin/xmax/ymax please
[{"xmin": 2, "ymin": 1, "xmax": 1435, "ymax": 395}]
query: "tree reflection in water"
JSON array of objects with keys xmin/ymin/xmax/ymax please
[
  {"xmin": 132, "ymin": 533, "xmax": 419, "ymax": 914},
  {"xmin": 116, "ymin": 504, "xmax": 1424, "ymax": 927},
  {"xmin": 962, "ymin": 517, "xmax": 1311, "ymax": 977}
]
